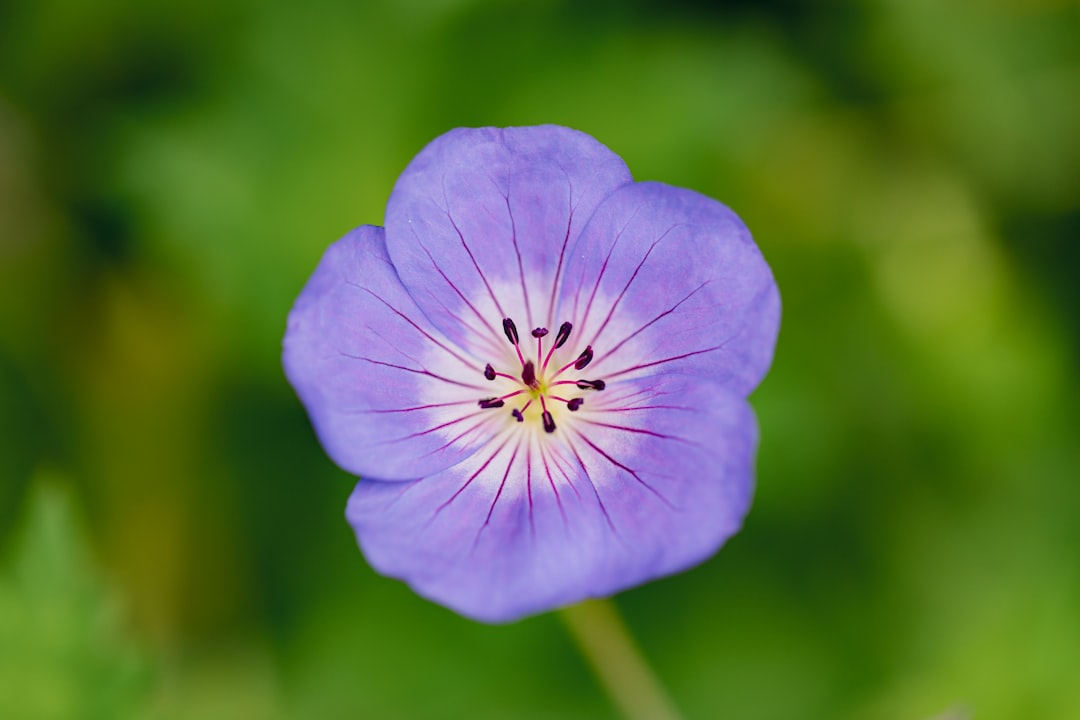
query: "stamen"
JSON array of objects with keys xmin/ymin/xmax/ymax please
[
  {"xmin": 539, "ymin": 396, "xmax": 555, "ymax": 432},
  {"xmin": 532, "ymin": 328, "xmax": 548, "ymax": 369},
  {"xmin": 554, "ymin": 322, "xmax": 572, "ymax": 349},
  {"xmin": 574, "ymin": 345, "xmax": 594, "ymax": 370},
  {"xmin": 502, "ymin": 317, "xmax": 519, "ymax": 345},
  {"xmin": 542, "ymin": 320, "xmax": 573, "ymax": 371},
  {"xmin": 542, "ymin": 411, "xmax": 556, "ymax": 433},
  {"xmin": 521, "ymin": 360, "xmax": 538, "ymax": 388},
  {"xmin": 483, "ymin": 320, "xmax": 601, "ymax": 433}
]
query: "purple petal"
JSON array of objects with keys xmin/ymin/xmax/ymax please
[
  {"xmin": 384, "ymin": 126, "xmax": 632, "ymax": 352},
  {"xmin": 283, "ymin": 226, "xmax": 497, "ymax": 480},
  {"xmin": 346, "ymin": 374, "xmax": 756, "ymax": 623},
  {"xmin": 556, "ymin": 182, "xmax": 780, "ymax": 397}
]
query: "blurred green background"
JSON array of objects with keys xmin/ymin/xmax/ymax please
[{"xmin": 2, "ymin": 0, "xmax": 1078, "ymax": 717}]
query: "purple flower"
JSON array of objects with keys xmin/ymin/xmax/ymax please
[{"xmin": 283, "ymin": 126, "xmax": 780, "ymax": 623}]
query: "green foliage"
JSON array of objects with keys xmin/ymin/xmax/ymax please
[
  {"xmin": 0, "ymin": 478, "xmax": 148, "ymax": 720},
  {"xmin": 1, "ymin": 0, "xmax": 1079, "ymax": 717}
]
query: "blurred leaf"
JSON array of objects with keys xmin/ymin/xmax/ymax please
[{"xmin": 0, "ymin": 476, "xmax": 148, "ymax": 720}]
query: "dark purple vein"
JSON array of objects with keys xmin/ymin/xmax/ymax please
[
  {"xmin": 337, "ymin": 353, "xmax": 485, "ymax": 390},
  {"xmin": 544, "ymin": 442, "xmax": 582, "ymax": 501},
  {"xmin": 526, "ymin": 443, "xmax": 535, "ymax": 539},
  {"xmin": 601, "ymin": 281, "xmax": 709, "ymax": 362},
  {"xmin": 601, "ymin": 345, "xmax": 726, "ymax": 381},
  {"xmin": 586, "ymin": 225, "xmax": 681, "ymax": 349},
  {"xmin": 561, "ymin": 433, "xmax": 621, "ymax": 538},
  {"xmin": 480, "ymin": 437, "xmax": 523, "ymax": 534},
  {"xmin": 443, "ymin": 201, "xmax": 507, "ymax": 320},
  {"xmin": 380, "ymin": 407, "xmax": 484, "ymax": 447},
  {"xmin": 339, "ymin": 399, "xmax": 476, "ymax": 415},
  {"xmin": 547, "ymin": 175, "xmax": 576, "ymax": 327},
  {"xmin": 410, "ymin": 224, "xmax": 501, "ymax": 343},
  {"xmin": 572, "ymin": 429, "xmax": 675, "ymax": 510},
  {"xmin": 496, "ymin": 180, "xmax": 533, "ymax": 329},
  {"xmin": 415, "ymin": 414, "xmax": 493, "ymax": 457},
  {"xmin": 540, "ymin": 445, "xmax": 568, "ymax": 528},
  {"xmin": 579, "ymin": 203, "xmax": 644, "ymax": 332},
  {"xmin": 601, "ymin": 404, "xmax": 691, "ymax": 414},
  {"xmin": 433, "ymin": 293, "xmax": 505, "ymax": 358},
  {"xmin": 348, "ymin": 283, "xmax": 477, "ymax": 369},
  {"xmin": 432, "ymin": 435, "xmax": 511, "ymax": 520},
  {"xmin": 577, "ymin": 419, "xmax": 683, "ymax": 441}
]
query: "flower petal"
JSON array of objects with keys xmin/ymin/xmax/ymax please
[
  {"xmin": 384, "ymin": 126, "xmax": 632, "ymax": 352},
  {"xmin": 556, "ymin": 182, "xmax": 780, "ymax": 397},
  {"xmin": 346, "ymin": 374, "xmax": 756, "ymax": 623},
  {"xmin": 283, "ymin": 226, "xmax": 497, "ymax": 480}
]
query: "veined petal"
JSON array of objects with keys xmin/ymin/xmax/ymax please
[
  {"xmin": 283, "ymin": 226, "xmax": 497, "ymax": 480},
  {"xmin": 556, "ymin": 182, "xmax": 780, "ymax": 396},
  {"xmin": 384, "ymin": 126, "xmax": 632, "ymax": 350},
  {"xmin": 346, "ymin": 374, "xmax": 756, "ymax": 623},
  {"xmin": 286, "ymin": 126, "xmax": 780, "ymax": 623}
]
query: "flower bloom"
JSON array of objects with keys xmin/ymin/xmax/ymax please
[{"xmin": 283, "ymin": 126, "xmax": 779, "ymax": 622}]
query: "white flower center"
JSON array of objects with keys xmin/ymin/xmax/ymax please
[{"xmin": 476, "ymin": 317, "xmax": 605, "ymax": 434}]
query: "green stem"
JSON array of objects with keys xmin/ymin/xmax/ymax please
[{"xmin": 559, "ymin": 599, "xmax": 683, "ymax": 720}]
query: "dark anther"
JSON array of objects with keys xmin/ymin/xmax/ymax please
[
  {"xmin": 511, "ymin": 408, "xmax": 524, "ymax": 422},
  {"xmin": 478, "ymin": 397, "xmax": 505, "ymax": 409},
  {"xmin": 542, "ymin": 411, "xmax": 556, "ymax": 433},
  {"xmin": 483, "ymin": 363, "xmax": 496, "ymax": 381},
  {"xmin": 521, "ymin": 360, "xmax": 538, "ymax": 388},
  {"xmin": 567, "ymin": 397, "xmax": 584, "ymax": 411},
  {"xmin": 531, "ymin": 327, "xmax": 549, "ymax": 338},
  {"xmin": 574, "ymin": 345, "xmax": 594, "ymax": 370},
  {"xmin": 554, "ymin": 322, "xmax": 573, "ymax": 349},
  {"xmin": 502, "ymin": 317, "xmax": 519, "ymax": 345},
  {"xmin": 575, "ymin": 379, "xmax": 606, "ymax": 391}
]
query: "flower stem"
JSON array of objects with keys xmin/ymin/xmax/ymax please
[{"xmin": 559, "ymin": 599, "xmax": 683, "ymax": 720}]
